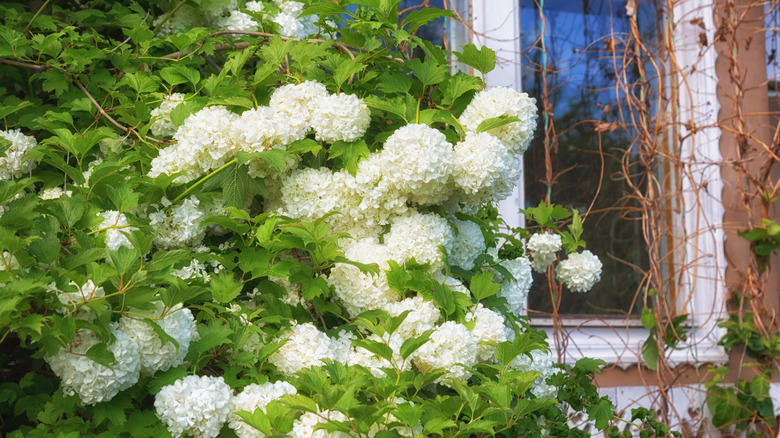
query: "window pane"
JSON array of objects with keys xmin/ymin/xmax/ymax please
[{"xmin": 520, "ymin": 0, "xmax": 660, "ymax": 316}]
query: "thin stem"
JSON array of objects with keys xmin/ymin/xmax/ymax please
[
  {"xmin": 0, "ymin": 58, "xmax": 48, "ymax": 71},
  {"xmin": 74, "ymin": 79, "xmax": 167, "ymax": 145},
  {"xmin": 173, "ymin": 158, "xmax": 238, "ymax": 203},
  {"xmin": 23, "ymin": 0, "xmax": 52, "ymax": 33},
  {"xmin": 151, "ymin": 0, "xmax": 188, "ymax": 35}
]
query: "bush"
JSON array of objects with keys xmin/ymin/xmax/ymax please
[{"xmin": 0, "ymin": 1, "xmax": 618, "ymax": 437}]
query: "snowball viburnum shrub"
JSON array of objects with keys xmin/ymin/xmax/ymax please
[{"xmin": 0, "ymin": 1, "xmax": 612, "ymax": 437}]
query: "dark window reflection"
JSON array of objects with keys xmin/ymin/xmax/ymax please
[{"xmin": 521, "ymin": 0, "xmax": 660, "ymax": 317}]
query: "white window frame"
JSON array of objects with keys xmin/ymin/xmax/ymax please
[{"xmin": 451, "ymin": 0, "xmax": 727, "ymax": 367}]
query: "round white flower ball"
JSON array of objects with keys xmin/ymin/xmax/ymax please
[
  {"xmin": 270, "ymin": 81, "xmax": 329, "ymax": 133},
  {"xmin": 413, "ymin": 321, "xmax": 478, "ymax": 383},
  {"xmin": 0, "ymin": 129, "xmax": 37, "ymax": 180},
  {"xmin": 495, "ymin": 257, "xmax": 533, "ymax": 316},
  {"xmin": 327, "ymin": 237, "xmax": 399, "ymax": 316},
  {"xmin": 150, "ymin": 93, "xmax": 186, "ymax": 137},
  {"xmin": 154, "ymin": 374, "xmax": 233, "ymax": 438},
  {"xmin": 383, "ymin": 295, "xmax": 441, "ymax": 339},
  {"xmin": 46, "ymin": 325, "xmax": 141, "ymax": 405},
  {"xmin": 228, "ymin": 381, "xmax": 298, "ymax": 438},
  {"xmin": 148, "ymin": 106, "xmax": 240, "ymax": 182},
  {"xmin": 526, "ymin": 232, "xmax": 562, "ymax": 273},
  {"xmin": 311, "ymin": 93, "xmax": 371, "ymax": 144},
  {"xmin": 380, "ymin": 124, "xmax": 454, "ymax": 206},
  {"xmin": 148, "ymin": 196, "xmax": 209, "ymax": 249},
  {"xmin": 452, "ymin": 132, "xmax": 513, "ymax": 194},
  {"xmin": 447, "ymin": 219, "xmax": 486, "ymax": 270},
  {"xmin": 556, "ymin": 250, "xmax": 602, "ymax": 293},
  {"xmin": 268, "ymin": 322, "xmax": 335, "ymax": 376},
  {"xmin": 118, "ymin": 302, "xmax": 199, "ymax": 375},
  {"xmin": 458, "ymin": 86, "xmax": 538, "ymax": 153},
  {"xmin": 465, "ymin": 304, "xmax": 507, "ymax": 362},
  {"xmin": 385, "ymin": 210, "xmax": 454, "ymax": 272}
]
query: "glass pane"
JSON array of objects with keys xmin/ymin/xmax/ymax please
[{"xmin": 520, "ymin": 0, "xmax": 660, "ymax": 317}]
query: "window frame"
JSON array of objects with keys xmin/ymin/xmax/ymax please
[{"xmin": 450, "ymin": 0, "xmax": 728, "ymax": 367}]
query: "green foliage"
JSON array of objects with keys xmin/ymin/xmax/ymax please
[{"xmin": 0, "ymin": 0, "xmax": 631, "ymax": 436}]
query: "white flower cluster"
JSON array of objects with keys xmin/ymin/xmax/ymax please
[
  {"xmin": 39, "ymin": 186, "xmax": 71, "ymax": 200},
  {"xmin": 413, "ymin": 321, "xmax": 478, "ymax": 383},
  {"xmin": 153, "ymin": 0, "xmax": 237, "ymax": 37},
  {"xmin": 268, "ymin": 322, "xmax": 336, "ymax": 376},
  {"xmin": 458, "ymin": 86, "xmax": 538, "ymax": 154},
  {"xmin": 273, "ymin": 1, "xmax": 320, "ymax": 39},
  {"xmin": 150, "ymin": 93, "xmax": 186, "ymax": 137},
  {"xmin": 0, "ymin": 129, "xmax": 37, "ymax": 180},
  {"xmin": 97, "ymin": 210, "xmax": 137, "ymax": 251},
  {"xmin": 45, "ymin": 325, "xmax": 141, "ymax": 405},
  {"xmin": 556, "ymin": 250, "xmax": 603, "ymax": 293},
  {"xmin": 384, "ymin": 296, "xmax": 441, "ymax": 339},
  {"xmin": 448, "ymin": 219, "xmax": 486, "ymax": 270},
  {"xmin": 466, "ymin": 304, "xmax": 507, "ymax": 362},
  {"xmin": 496, "ymin": 257, "xmax": 533, "ymax": 316},
  {"xmin": 228, "ymin": 381, "xmax": 297, "ymax": 438},
  {"xmin": 526, "ymin": 232, "xmax": 562, "ymax": 273},
  {"xmin": 506, "ymin": 345, "xmax": 557, "ymax": 399},
  {"xmin": 327, "ymin": 237, "xmax": 399, "ymax": 316},
  {"xmin": 380, "ymin": 124, "xmax": 454, "ymax": 206},
  {"xmin": 384, "ymin": 210, "xmax": 454, "ymax": 271},
  {"xmin": 148, "ymin": 196, "xmax": 209, "ymax": 249},
  {"xmin": 118, "ymin": 303, "xmax": 199, "ymax": 375},
  {"xmin": 148, "ymin": 106, "xmax": 240, "ymax": 183},
  {"xmin": 49, "ymin": 280, "xmax": 105, "ymax": 320},
  {"xmin": 149, "ymin": 82, "xmax": 369, "ymax": 182},
  {"xmin": 290, "ymin": 409, "xmax": 350, "ymax": 438},
  {"xmin": 46, "ymin": 292, "xmax": 198, "ymax": 405},
  {"xmin": 154, "ymin": 375, "xmax": 233, "ymax": 438}
]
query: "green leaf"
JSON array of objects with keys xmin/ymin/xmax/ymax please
[
  {"xmin": 454, "ymin": 44, "xmax": 496, "ymax": 75},
  {"xmin": 108, "ymin": 246, "xmax": 139, "ymax": 276},
  {"xmin": 119, "ymin": 71, "xmax": 160, "ymax": 94},
  {"xmin": 148, "ymin": 366, "xmax": 188, "ymax": 394},
  {"xmin": 430, "ymin": 281, "xmax": 455, "ymax": 316},
  {"xmin": 236, "ymin": 150, "xmax": 293, "ymax": 172},
  {"xmin": 211, "ymin": 271, "xmax": 243, "ymax": 303},
  {"xmin": 408, "ymin": 58, "xmax": 447, "ymax": 87},
  {"xmin": 377, "ymin": 72, "xmax": 413, "ymax": 95},
  {"xmin": 85, "ymin": 342, "xmax": 115, "ymax": 368},
  {"xmin": 353, "ymin": 338, "xmax": 394, "ymax": 362},
  {"xmin": 399, "ymin": 330, "xmax": 432, "ymax": 359},
  {"xmin": 640, "ymin": 308, "xmax": 656, "ymax": 330},
  {"xmin": 235, "ymin": 407, "xmax": 272, "ymax": 435},
  {"xmin": 38, "ymin": 69, "xmax": 69, "ymax": 96},
  {"xmin": 160, "ymin": 65, "xmax": 200, "ymax": 87},
  {"xmin": 365, "ymin": 95, "xmax": 407, "ymax": 120},
  {"xmin": 333, "ymin": 58, "xmax": 366, "ymax": 90},
  {"xmin": 329, "ymin": 140, "xmax": 369, "ymax": 175},
  {"xmin": 192, "ymin": 320, "xmax": 233, "ymax": 354},
  {"xmin": 641, "ymin": 336, "xmax": 659, "ymax": 371},
  {"xmin": 141, "ymin": 318, "xmax": 179, "ymax": 350},
  {"xmin": 401, "ymin": 8, "xmax": 455, "ymax": 32},
  {"xmin": 45, "ymin": 196, "xmax": 84, "ymax": 228},
  {"xmin": 106, "ymin": 183, "xmax": 140, "ymax": 212},
  {"xmin": 0, "ymin": 100, "xmax": 33, "ymax": 120},
  {"xmin": 469, "ymin": 271, "xmax": 501, "ymax": 301},
  {"xmin": 476, "ymin": 115, "xmax": 520, "ymax": 134},
  {"xmin": 287, "ymin": 138, "xmax": 322, "ymax": 156},
  {"xmin": 302, "ymin": 2, "xmax": 348, "ymax": 17},
  {"xmin": 586, "ymin": 397, "xmax": 615, "ymax": 430}
]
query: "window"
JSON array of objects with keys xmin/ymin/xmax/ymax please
[{"xmin": 450, "ymin": 0, "xmax": 727, "ymax": 366}]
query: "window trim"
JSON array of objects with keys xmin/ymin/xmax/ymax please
[{"xmin": 456, "ymin": 0, "xmax": 728, "ymax": 367}]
